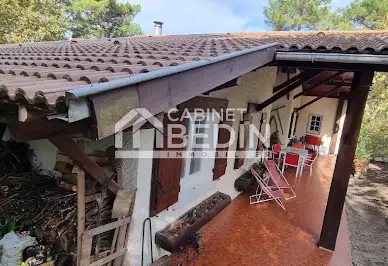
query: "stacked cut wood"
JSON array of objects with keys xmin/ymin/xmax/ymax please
[
  {"xmin": 55, "ymin": 150, "xmax": 115, "ymax": 194},
  {"xmin": 54, "ymin": 148, "xmax": 118, "ymax": 256}
]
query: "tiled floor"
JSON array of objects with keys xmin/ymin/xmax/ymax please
[{"xmin": 171, "ymin": 155, "xmax": 351, "ymax": 266}]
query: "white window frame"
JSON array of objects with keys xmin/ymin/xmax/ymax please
[
  {"xmin": 177, "ymin": 113, "xmax": 220, "ymax": 207},
  {"xmin": 306, "ymin": 114, "xmax": 323, "ymax": 135}
]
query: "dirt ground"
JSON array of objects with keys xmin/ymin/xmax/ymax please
[{"xmin": 346, "ymin": 162, "xmax": 388, "ymax": 266}]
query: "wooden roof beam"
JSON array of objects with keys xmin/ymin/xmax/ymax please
[
  {"xmin": 296, "ymin": 85, "xmax": 343, "ymax": 112},
  {"xmin": 304, "ymin": 81, "xmax": 352, "ymax": 87},
  {"xmin": 48, "ymin": 132, "xmax": 121, "ymax": 195},
  {"xmin": 251, "ymin": 69, "xmax": 323, "ymax": 112},
  {"xmin": 293, "ymin": 71, "xmax": 345, "ymax": 99},
  {"xmin": 7, "ymin": 118, "xmax": 90, "ymax": 142},
  {"xmin": 273, "ymin": 71, "xmax": 305, "ymax": 92},
  {"xmin": 203, "ymin": 77, "xmax": 241, "ymax": 95}
]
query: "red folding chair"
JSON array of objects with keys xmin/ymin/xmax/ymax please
[
  {"xmin": 249, "ymin": 164, "xmax": 286, "ymax": 210},
  {"xmin": 264, "ymin": 160, "xmax": 296, "ymax": 200}
]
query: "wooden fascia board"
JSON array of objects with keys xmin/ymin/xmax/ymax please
[{"xmin": 90, "ymin": 47, "xmax": 276, "ymax": 139}]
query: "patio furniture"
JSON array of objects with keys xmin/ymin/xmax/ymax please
[
  {"xmin": 271, "ymin": 143, "xmax": 282, "ymax": 162},
  {"xmin": 305, "ymin": 134, "xmax": 322, "ymax": 152},
  {"xmin": 279, "ymin": 146, "xmax": 309, "ymax": 172},
  {"xmin": 263, "ymin": 160, "xmax": 296, "ymax": 200},
  {"xmin": 249, "ymin": 164, "xmax": 286, "ymax": 210},
  {"xmin": 304, "ymin": 151, "xmax": 319, "ymax": 176},
  {"xmin": 292, "ymin": 143, "xmax": 306, "ymax": 149},
  {"xmin": 282, "ymin": 152, "xmax": 302, "ymax": 177}
]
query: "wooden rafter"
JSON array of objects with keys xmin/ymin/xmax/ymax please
[
  {"xmin": 251, "ymin": 70, "xmax": 323, "ymax": 112},
  {"xmin": 273, "ymin": 71, "xmax": 305, "ymax": 92},
  {"xmin": 293, "ymin": 71, "xmax": 345, "ymax": 99},
  {"xmin": 48, "ymin": 132, "xmax": 121, "ymax": 194},
  {"xmin": 295, "ymin": 85, "xmax": 343, "ymax": 112},
  {"xmin": 203, "ymin": 77, "xmax": 241, "ymax": 95},
  {"xmin": 7, "ymin": 118, "xmax": 91, "ymax": 142},
  {"xmin": 304, "ymin": 81, "xmax": 352, "ymax": 87}
]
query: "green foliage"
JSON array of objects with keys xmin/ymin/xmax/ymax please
[
  {"xmin": 67, "ymin": 0, "xmax": 142, "ymax": 38},
  {"xmin": 339, "ymin": 0, "xmax": 388, "ymax": 29},
  {"xmin": 0, "ymin": 0, "xmax": 142, "ymax": 43},
  {"xmin": 357, "ymin": 73, "xmax": 388, "ymax": 159},
  {"xmin": 263, "ymin": 0, "xmax": 332, "ymax": 30},
  {"xmin": 364, "ymin": 73, "xmax": 388, "ymax": 124},
  {"xmin": 357, "ymin": 121, "xmax": 388, "ymax": 159},
  {"xmin": 355, "ymin": 127, "xmax": 372, "ymax": 159},
  {"xmin": 0, "ymin": 0, "xmax": 67, "ymax": 44}
]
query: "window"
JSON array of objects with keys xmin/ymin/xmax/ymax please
[
  {"xmin": 307, "ymin": 114, "xmax": 323, "ymax": 135},
  {"xmin": 180, "ymin": 114, "xmax": 219, "ymax": 187},
  {"xmin": 181, "ymin": 117, "xmax": 208, "ymax": 179}
]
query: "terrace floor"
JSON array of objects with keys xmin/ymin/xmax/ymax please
[{"xmin": 171, "ymin": 155, "xmax": 351, "ymax": 266}]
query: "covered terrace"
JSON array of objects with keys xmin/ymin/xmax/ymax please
[{"xmin": 171, "ymin": 155, "xmax": 351, "ymax": 266}]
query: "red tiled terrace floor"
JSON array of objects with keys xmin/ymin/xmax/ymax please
[{"xmin": 172, "ymin": 155, "xmax": 351, "ymax": 266}]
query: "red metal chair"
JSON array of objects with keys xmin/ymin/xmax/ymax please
[
  {"xmin": 304, "ymin": 151, "xmax": 318, "ymax": 176},
  {"xmin": 292, "ymin": 143, "xmax": 305, "ymax": 149},
  {"xmin": 271, "ymin": 143, "xmax": 282, "ymax": 161},
  {"xmin": 305, "ymin": 135, "xmax": 322, "ymax": 152},
  {"xmin": 282, "ymin": 152, "xmax": 301, "ymax": 177}
]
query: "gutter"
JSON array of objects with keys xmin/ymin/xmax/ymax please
[
  {"xmin": 276, "ymin": 52, "xmax": 388, "ymax": 65},
  {"xmin": 66, "ymin": 43, "xmax": 279, "ymax": 100}
]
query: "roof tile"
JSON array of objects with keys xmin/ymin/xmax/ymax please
[{"xmin": 0, "ymin": 30, "xmax": 387, "ymax": 109}]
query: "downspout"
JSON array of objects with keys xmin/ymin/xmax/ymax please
[{"xmin": 276, "ymin": 52, "xmax": 388, "ymax": 65}]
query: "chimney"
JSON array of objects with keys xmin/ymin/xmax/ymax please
[{"xmin": 153, "ymin": 21, "xmax": 163, "ymax": 35}]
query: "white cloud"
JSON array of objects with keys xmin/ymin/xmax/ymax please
[
  {"xmin": 131, "ymin": 0, "xmax": 252, "ymax": 34},
  {"xmin": 129, "ymin": 0, "xmax": 353, "ymax": 35}
]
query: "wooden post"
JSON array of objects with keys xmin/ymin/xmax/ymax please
[
  {"xmin": 77, "ymin": 169, "xmax": 86, "ymax": 266},
  {"xmin": 318, "ymin": 71, "xmax": 374, "ymax": 251}
]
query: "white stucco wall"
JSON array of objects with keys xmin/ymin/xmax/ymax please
[
  {"xmin": 209, "ymin": 67, "xmax": 277, "ymax": 171},
  {"xmin": 294, "ymin": 96, "xmax": 339, "ymax": 154},
  {"xmin": 125, "ymin": 67, "xmax": 279, "ymax": 265}
]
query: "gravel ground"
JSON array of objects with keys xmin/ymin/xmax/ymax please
[{"xmin": 346, "ymin": 162, "xmax": 388, "ymax": 266}]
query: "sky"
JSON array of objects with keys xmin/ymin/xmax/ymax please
[{"xmin": 131, "ymin": 0, "xmax": 354, "ymax": 35}]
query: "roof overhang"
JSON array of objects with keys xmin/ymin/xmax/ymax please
[{"xmin": 68, "ymin": 43, "xmax": 278, "ymax": 139}]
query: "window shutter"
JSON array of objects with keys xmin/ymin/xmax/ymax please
[
  {"xmin": 152, "ymin": 114, "xmax": 185, "ymax": 214},
  {"xmin": 213, "ymin": 122, "xmax": 231, "ymax": 180},
  {"xmin": 234, "ymin": 120, "xmax": 250, "ymax": 169}
]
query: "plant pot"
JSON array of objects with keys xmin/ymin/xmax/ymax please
[{"xmin": 155, "ymin": 191, "xmax": 231, "ymax": 252}]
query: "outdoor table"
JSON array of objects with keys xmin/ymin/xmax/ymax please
[{"xmin": 279, "ymin": 146, "xmax": 309, "ymax": 174}]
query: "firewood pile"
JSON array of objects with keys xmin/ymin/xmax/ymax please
[{"xmin": 0, "ymin": 140, "xmax": 117, "ymax": 263}]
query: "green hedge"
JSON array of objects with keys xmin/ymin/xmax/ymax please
[{"xmin": 356, "ymin": 122, "xmax": 388, "ymax": 160}]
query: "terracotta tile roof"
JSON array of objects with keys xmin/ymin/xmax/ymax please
[
  {"xmin": 230, "ymin": 30, "xmax": 388, "ymax": 53},
  {"xmin": 0, "ymin": 30, "xmax": 387, "ymax": 110}
]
